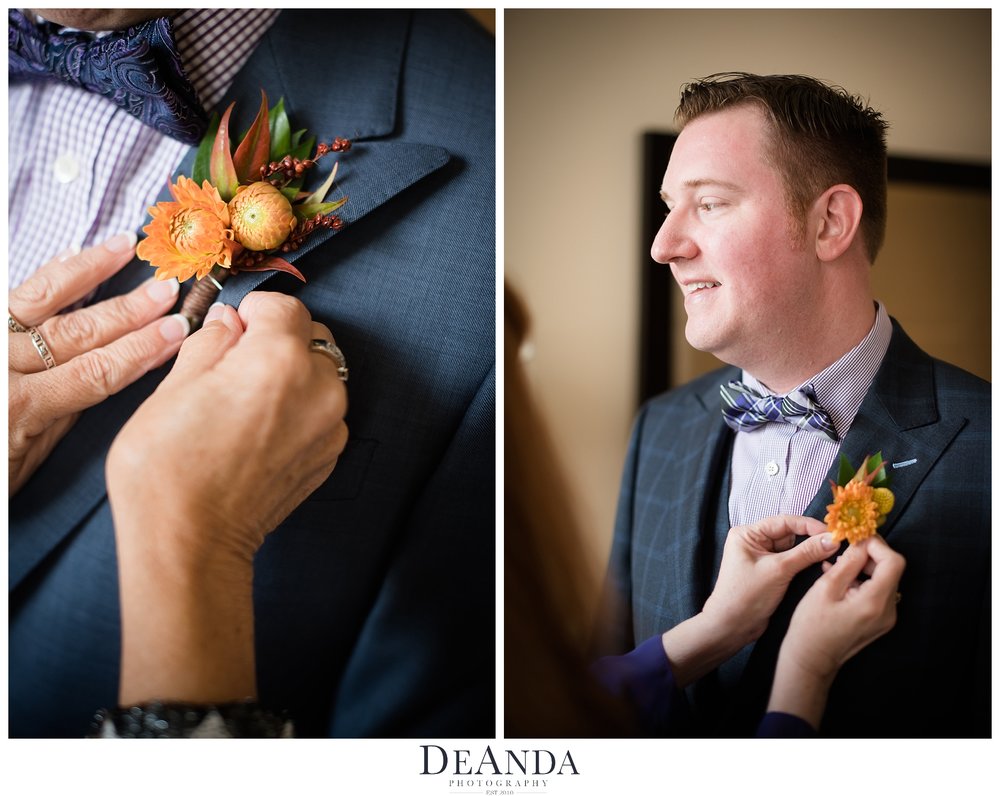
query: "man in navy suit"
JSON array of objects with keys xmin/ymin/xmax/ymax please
[
  {"xmin": 601, "ymin": 73, "xmax": 989, "ymax": 737},
  {"xmin": 9, "ymin": 10, "xmax": 494, "ymax": 737}
]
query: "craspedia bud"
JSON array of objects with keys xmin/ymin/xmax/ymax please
[
  {"xmin": 228, "ymin": 182, "xmax": 297, "ymax": 251},
  {"xmin": 871, "ymin": 487, "xmax": 895, "ymax": 516}
]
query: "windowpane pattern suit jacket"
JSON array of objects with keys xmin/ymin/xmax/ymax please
[
  {"xmin": 604, "ymin": 320, "xmax": 989, "ymax": 737},
  {"xmin": 9, "ymin": 10, "xmax": 495, "ymax": 738}
]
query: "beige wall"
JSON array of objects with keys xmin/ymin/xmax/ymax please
[{"xmin": 504, "ymin": 8, "xmax": 991, "ymax": 617}]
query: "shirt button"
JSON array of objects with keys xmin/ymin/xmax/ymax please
[
  {"xmin": 53, "ymin": 153, "xmax": 80, "ymax": 184},
  {"xmin": 764, "ymin": 460, "xmax": 780, "ymax": 477}
]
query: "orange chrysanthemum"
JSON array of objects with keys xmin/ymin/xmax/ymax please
[
  {"xmin": 824, "ymin": 479, "xmax": 879, "ymax": 545},
  {"xmin": 228, "ymin": 182, "xmax": 297, "ymax": 251},
  {"xmin": 136, "ymin": 176, "xmax": 241, "ymax": 282}
]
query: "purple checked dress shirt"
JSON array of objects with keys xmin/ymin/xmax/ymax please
[
  {"xmin": 728, "ymin": 302, "xmax": 893, "ymax": 527},
  {"xmin": 8, "ymin": 8, "xmax": 279, "ymax": 288}
]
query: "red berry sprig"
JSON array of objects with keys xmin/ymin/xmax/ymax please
[{"xmin": 258, "ymin": 137, "xmax": 352, "ymax": 187}]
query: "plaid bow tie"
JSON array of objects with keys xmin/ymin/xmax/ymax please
[
  {"xmin": 720, "ymin": 379, "xmax": 839, "ymax": 441},
  {"xmin": 8, "ymin": 9, "xmax": 208, "ymax": 145}
]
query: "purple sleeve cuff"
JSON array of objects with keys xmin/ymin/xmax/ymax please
[
  {"xmin": 590, "ymin": 635, "xmax": 691, "ymax": 735},
  {"xmin": 591, "ymin": 639, "xmax": 820, "ymax": 737},
  {"xmin": 756, "ymin": 711, "xmax": 818, "ymax": 738}
]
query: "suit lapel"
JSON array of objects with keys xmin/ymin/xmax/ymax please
[
  {"xmin": 801, "ymin": 320, "xmax": 965, "ymax": 540},
  {"xmin": 210, "ymin": 11, "xmax": 449, "ymax": 302},
  {"xmin": 643, "ymin": 371, "xmax": 735, "ymax": 634},
  {"xmin": 9, "ymin": 10, "xmax": 453, "ymax": 592},
  {"xmin": 683, "ymin": 377, "xmax": 737, "ymax": 616},
  {"xmin": 218, "ymin": 140, "xmax": 449, "ymax": 304},
  {"xmin": 732, "ymin": 319, "xmax": 964, "ymax": 729}
]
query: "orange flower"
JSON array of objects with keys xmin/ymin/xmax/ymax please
[
  {"xmin": 136, "ymin": 176, "xmax": 241, "ymax": 282},
  {"xmin": 228, "ymin": 182, "xmax": 297, "ymax": 251},
  {"xmin": 824, "ymin": 479, "xmax": 879, "ymax": 544}
]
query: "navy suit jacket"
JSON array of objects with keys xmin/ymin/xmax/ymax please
[
  {"xmin": 604, "ymin": 319, "xmax": 990, "ymax": 737},
  {"xmin": 9, "ymin": 10, "xmax": 495, "ymax": 738}
]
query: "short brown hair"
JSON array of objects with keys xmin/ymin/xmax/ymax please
[{"xmin": 675, "ymin": 73, "xmax": 889, "ymax": 262}]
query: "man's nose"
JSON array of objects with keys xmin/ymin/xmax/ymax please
[{"xmin": 650, "ymin": 211, "xmax": 697, "ymax": 265}]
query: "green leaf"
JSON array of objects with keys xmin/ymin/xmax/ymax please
[
  {"xmin": 289, "ymin": 128, "xmax": 306, "ymax": 151},
  {"xmin": 232, "ymin": 89, "xmax": 272, "ymax": 183},
  {"xmin": 293, "ymin": 196, "xmax": 348, "ymax": 221},
  {"xmin": 210, "ymin": 102, "xmax": 240, "ymax": 202},
  {"xmin": 290, "ymin": 134, "xmax": 315, "ymax": 162},
  {"xmin": 192, "ymin": 112, "xmax": 220, "ymax": 186},
  {"xmin": 866, "ymin": 451, "xmax": 890, "ymax": 486},
  {"xmin": 280, "ymin": 184, "xmax": 302, "ymax": 201},
  {"xmin": 269, "ymin": 98, "xmax": 292, "ymax": 161},
  {"xmin": 836, "ymin": 454, "xmax": 855, "ymax": 487}
]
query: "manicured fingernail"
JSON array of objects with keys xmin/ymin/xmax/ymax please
[
  {"xmin": 159, "ymin": 313, "xmax": 190, "ymax": 342},
  {"xmin": 105, "ymin": 231, "xmax": 137, "ymax": 252},
  {"xmin": 146, "ymin": 277, "xmax": 179, "ymax": 301},
  {"xmin": 56, "ymin": 244, "xmax": 82, "ymax": 261},
  {"xmin": 820, "ymin": 533, "xmax": 836, "ymax": 550},
  {"xmin": 204, "ymin": 302, "xmax": 227, "ymax": 323}
]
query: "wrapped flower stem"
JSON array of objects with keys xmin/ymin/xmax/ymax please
[{"xmin": 180, "ymin": 265, "xmax": 230, "ymax": 330}]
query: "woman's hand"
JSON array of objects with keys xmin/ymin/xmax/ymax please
[
  {"xmin": 107, "ymin": 291, "xmax": 349, "ymax": 568},
  {"xmin": 106, "ymin": 292, "xmax": 349, "ymax": 705},
  {"xmin": 767, "ymin": 535, "xmax": 905, "ymax": 728},
  {"xmin": 702, "ymin": 515, "xmax": 836, "ymax": 646},
  {"xmin": 8, "ymin": 233, "xmax": 188, "ymax": 495},
  {"xmin": 662, "ymin": 515, "xmax": 835, "ymax": 687}
]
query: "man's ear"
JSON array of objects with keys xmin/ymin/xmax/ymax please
[{"xmin": 813, "ymin": 184, "xmax": 863, "ymax": 262}]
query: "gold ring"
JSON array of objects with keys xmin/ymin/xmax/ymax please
[
  {"xmin": 28, "ymin": 326, "xmax": 57, "ymax": 369},
  {"xmin": 309, "ymin": 338, "xmax": 348, "ymax": 382},
  {"xmin": 8, "ymin": 311, "xmax": 28, "ymax": 333}
]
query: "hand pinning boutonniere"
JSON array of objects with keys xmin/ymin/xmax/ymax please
[
  {"xmin": 136, "ymin": 90, "xmax": 352, "ymax": 326},
  {"xmin": 824, "ymin": 452, "xmax": 895, "ymax": 544}
]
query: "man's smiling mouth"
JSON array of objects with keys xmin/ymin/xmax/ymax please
[{"xmin": 684, "ymin": 281, "xmax": 721, "ymax": 294}]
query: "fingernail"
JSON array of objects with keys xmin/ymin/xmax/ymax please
[
  {"xmin": 159, "ymin": 313, "xmax": 190, "ymax": 343},
  {"xmin": 204, "ymin": 302, "xmax": 227, "ymax": 323},
  {"xmin": 56, "ymin": 244, "xmax": 82, "ymax": 261},
  {"xmin": 820, "ymin": 533, "xmax": 836, "ymax": 550},
  {"xmin": 146, "ymin": 277, "xmax": 179, "ymax": 301},
  {"xmin": 105, "ymin": 231, "xmax": 137, "ymax": 253}
]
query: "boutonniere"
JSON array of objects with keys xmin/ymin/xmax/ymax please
[
  {"xmin": 824, "ymin": 452, "xmax": 896, "ymax": 544},
  {"xmin": 136, "ymin": 90, "xmax": 352, "ymax": 326}
]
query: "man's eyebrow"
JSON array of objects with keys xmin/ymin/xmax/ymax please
[{"xmin": 659, "ymin": 179, "xmax": 745, "ymax": 203}]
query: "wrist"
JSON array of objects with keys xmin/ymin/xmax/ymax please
[
  {"xmin": 110, "ymin": 482, "xmax": 258, "ymax": 575},
  {"xmin": 114, "ymin": 514, "xmax": 258, "ymax": 706},
  {"xmin": 767, "ymin": 648, "xmax": 837, "ymax": 730},
  {"xmin": 777, "ymin": 638, "xmax": 840, "ymax": 686},
  {"xmin": 701, "ymin": 600, "xmax": 765, "ymax": 649},
  {"xmin": 661, "ymin": 610, "xmax": 754, "ymax": 688}
]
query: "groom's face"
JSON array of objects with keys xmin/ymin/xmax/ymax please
[
  {"xmin": 650, "ymin": 104, "xmax": 821, "ymax": 373},
  {"xmin": 31, "ymin": 9, "xmax": 174, "ymax": 30}
]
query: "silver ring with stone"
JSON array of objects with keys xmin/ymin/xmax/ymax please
[
  {"xmin": 8, "ymin": 311, "xmax": 28, "ymax": 333},
  {"xmin": 28, "ymin": 326, "xmax": 57, "ymax": 369},
  {"xmin": 309, "ymin": 338, "xmax": 348, "ymax": 382}
]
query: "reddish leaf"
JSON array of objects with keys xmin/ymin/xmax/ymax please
[
  {"xmin": 233, "ymin": 89, "xmax": 272, "ymax": 184},
  {"xmin": 210, "ymin": 102, "xmax": 240, "ymax": 201},
  {"xmin": 236, "ymin": 256, "xmax": 306, "ymax": 282}
]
